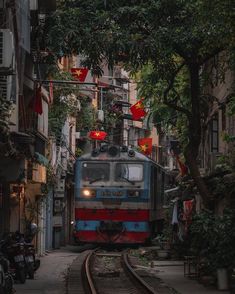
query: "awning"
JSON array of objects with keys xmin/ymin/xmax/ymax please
[
  {"xmin": 97, "ymin": 81, "xmax": 114, "ymax": 89},
  {"xmin": 11, "ymin": 131, "xmax": 35, "ymax": 144},
  {"xmin": 35, "ymin": 152, "xmax": 49, "ymax": 166}
]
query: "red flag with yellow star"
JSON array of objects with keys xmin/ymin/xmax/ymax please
[
  {"xmin": 89, "ymin": 131, "xmax": 107, "ymax": 140},
  {"xmin": 130, "ymin": 99, "xmax": 147, "ymax": 120},
  {"xmin": 175, "ymin": 154, "xmax": 188, "ymax": 176},
  {"xmin": 71, "ymin": 68, "xmax": 88, "ymax": 82},
  {"xmin": 33, "ymin": 84, "xmax": 43, "ymax": 115},
  {"xmin": 138, "ymin": 138, "xmax": 152, "ymax": 155}
]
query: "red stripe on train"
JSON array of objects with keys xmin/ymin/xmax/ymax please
[
  {"xmin": 74, "ymin": 231, "xmax": 149, "ymax": 244},
  {"xmin": 75, "ymin": 208, "xmax": 149, "ymax": 221}
]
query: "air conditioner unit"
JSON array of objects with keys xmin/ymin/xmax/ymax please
[
  {"xmin": 75, "ymin": 132, "xmax": 80, "ymax": 139},
  {"xmin": 97, "ymin": 109, "xmax": 104, "ymax": 122},
  {"xmin": 0, "ymin": 75, "xmax": 12, "ymax": 100},
  {"xmin": 55, "ymin": 179, "xmax": 65, "ymax": 198},
  {"xmin": 55, "ymin": 179, "xmax": 65, "ymax": 192},
  {"xmin": 0, "ymin": 29, "xmax": 14, "ymax": 69}
]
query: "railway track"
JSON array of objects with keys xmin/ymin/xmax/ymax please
[{"xmin": 82, "ymin": 249, "xmax": 157, "ymax": 294}]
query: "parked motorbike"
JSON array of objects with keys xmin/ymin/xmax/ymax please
[
  {"xmin": 0, "ymin": 253, "xmax": 14, "ymax": 294},
  {"xmin": 24, "ymin": 223, "xmax": 40, "ymax": 279},
  {"xmin": 1, "ymin": 233, "xmax": 26, "ymax": 284},
  {"xmin": 24, "ymin": 243, "xmax": 36, "ymax": 279},
  {"xmin": 6, "ymin": 242, "xmax": 26, "ymax": 284}
]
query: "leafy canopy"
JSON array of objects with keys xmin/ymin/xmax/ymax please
[
  {"xmin": 45, "ymin": 0, "xmax": 235, "ymax": 137},
  {"xmin": 46, "ymin": 0, "xmax": 234, "ymax": 73},
  {"xmin": 45, "ymin": 0, "xmax": 235, "ymax": 204}
]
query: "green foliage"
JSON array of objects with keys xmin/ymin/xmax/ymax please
[
  {"xmin": 0, "ymin": 96, "xmax": 12, "ymax": 139},
  {"xmin": 137, "ymin": 63, "xmax": 191, "ymax": 145},
  {"xmin": 218, "ymin": 148, "xmax": 235, "ymax": 172},
  {"xmin": 46, "ymin": 164, "xmax": 57, "ymax": 187},
  {"xmin": 75, "ymin": 147, "xmax": 83, "ymax": 157},
  {"xmin": 227, "ymin": 94, "xmax": 235, "ymax": 116},
  {"xmin": 45, "ymin": 0, "xmax": 235, "ymax": 141},
  {"xmin": 222, "ymin": 132, "xmax": 235, "ymax": 143},
  {"xmin": 103, "ymin": 100, "xmax": 123, "ymax": 130},
  {"xmin": 205, "ymin": 148, "xmax": 235, "ymax": 200},
  {"xmin": 155, "ymin": 207, "xmax": 173, "ymax": 250},
  {"xmin": 45, "ymin": 1, "xmax": 234, "ymax": 71},
  {"xmin": 45, "ymin": 0, "xmax": 235, "ymax": 203},
  {"xmin": 48, "ymin": 70, "xmax": 81, "ymax": 141},
  {"xmin": 76, "ymin": 96, "xmax": 96, "ymax": 131},
  {"xmin": 189, "ymin": 210, "xmax": 235, "ymax": 270}
]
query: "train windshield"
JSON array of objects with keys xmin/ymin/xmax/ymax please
[
  {"xmin": 115, "ymin": 163, "xmax": 143, "ymax": 182},
  {"xmin": 82, "ymin": 162, "xmax": 110, "ymax": 183}
]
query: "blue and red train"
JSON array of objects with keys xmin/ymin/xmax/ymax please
[{"xmin": 74, "ymin": 145, "xmax": 166, "ymax": 244}]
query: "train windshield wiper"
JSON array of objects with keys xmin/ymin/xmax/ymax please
[
  {"xmin": 118, "ymin": 176, "xmax": 135, "ymax": 185},
  {"xmin": 89, "ymin": 177, "xmax": 103, "ymax": 184}
]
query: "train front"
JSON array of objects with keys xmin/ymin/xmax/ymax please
[{"xmin": 74, "ymin": 146, "xmax": 152, "ymax": 245}]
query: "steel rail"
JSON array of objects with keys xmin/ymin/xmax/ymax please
[
  {"xmin": 83, "ymin": 250, "xmax": 157, "ymax": 294},
  {"xmin": 83, "ymin": 250, "xmax": 97, "ymax": 294},
  {"xmin": 122, "ymin": 253, "xmax": 157, "ymax": 294}
]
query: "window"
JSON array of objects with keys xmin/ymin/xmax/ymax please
[
  {"xmin": 17, "ymin": 0, "xmax": 30, "ymax": 52},
  {"xmin": 115, "ymin": 163, "xmax": 143, "ymax": 182},
  {"xmin": 82, "ymin": 162, "xmax": 110, "ymax": 182},
  {"xmin": 211, "ymin": 114, "xmax": 219, "ymax": 153}
]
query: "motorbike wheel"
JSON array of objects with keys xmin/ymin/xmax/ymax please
[
  {"xmin": 27, "ymin": 264, "xmax": 34, "ymax": 279},
  {"xmin": 4, "ymin": 275, "xmax": 14, "ymax": 294},
  {"xmin": 17, "ymin": 268, "xmax": 26, "ymax": 284}
]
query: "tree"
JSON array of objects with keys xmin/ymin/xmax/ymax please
[
  {"xmin": 44, "ymin": 0, "xmax": 235, "ymax": 206},
  {"xmin": 48, "ymin": 70, "xmax": 81, "ymax": 142},
  {"xmin": 0, "ymin": 96, "xmax": 12, "ymax": 155}
]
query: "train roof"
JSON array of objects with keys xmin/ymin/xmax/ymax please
[{"xmin": 76, "ymin": 145, "xmax": 165, "ymax": 169}]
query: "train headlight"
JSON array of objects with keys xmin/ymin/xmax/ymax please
[
  {"xmin": 81, "ymin": 189, "xmax": 96, "ymax": 198},
  {"xmin": 128, "ymin": 190, "xmax": 141, "ymax": 197}
]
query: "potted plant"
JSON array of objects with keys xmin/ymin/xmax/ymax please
[
  {"xmin": 155, "ymin": 223, "xmax": 172, "ymax": 258},
  {"xmin": 190, "ymin": 209, "xmax": 235, "ymax": 290},
  {"xmin": 155, "ymin": 235, "xmax": 170, "ymax": 258},
  {"xmin": 208, "ymin": 210, "xmax": 235, "ymax": 290},
  {"xmin": 155, "ymin": 207, "xmax": 173, "ymax": 258}
]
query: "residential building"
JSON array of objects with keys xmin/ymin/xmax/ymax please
[{"xmin": 0, "ymin": 0, "xmax": 55, "ymax": 254}]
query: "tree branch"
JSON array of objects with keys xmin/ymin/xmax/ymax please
[
  {"xmin": 199, "ymin": 47, "xmax": 225, "ymax": 65},
  {"xmin": 163, "ymin": 62, "xmax": 191, "ymax": 116},
  {"xmin": 163, "ymin": 100, "xmax": 190, "ymax": 115}
]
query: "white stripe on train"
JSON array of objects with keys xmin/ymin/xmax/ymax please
[{"xmin": 75, "ymin": 201, "xmax": 150, "ymax": 210}]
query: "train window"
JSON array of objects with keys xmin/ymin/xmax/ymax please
[
  {"xmin": 82, "ymin": 162, "xmax": 110, "ymax": 182},
  {"xmin": 115, "ymin": 163, "xmax": 143, "ymax": 182}
]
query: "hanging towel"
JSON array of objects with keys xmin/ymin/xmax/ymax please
[{"xmin": 171, "ymin": 201, "xmax": 179, "ymax": 224}]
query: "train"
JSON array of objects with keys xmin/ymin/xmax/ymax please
[{"xmin": 73, "ymin": 145, "xmax": 166, "ymax": 244}]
